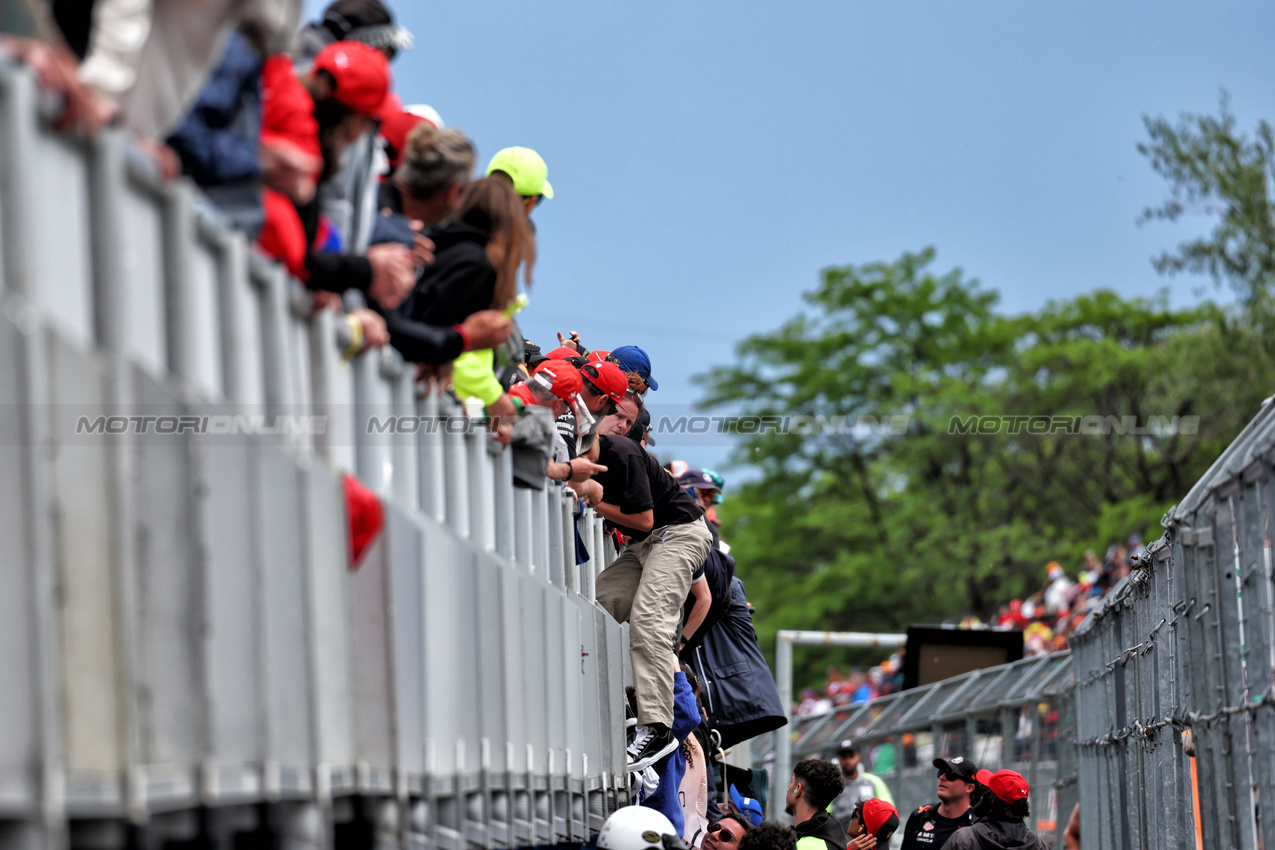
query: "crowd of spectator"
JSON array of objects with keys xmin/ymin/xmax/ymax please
[
  {"xmin": 0, "ymin": 6, "xmax": 796, "ymax": 846},
  {"xmin": 793, "ymin": 531, "xmax": 1149, "ymax": 719}
]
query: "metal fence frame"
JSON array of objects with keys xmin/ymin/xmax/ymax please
[
  {"xmin": 0, "ymin": 61, "xmax": 630, "ymax": 849},
  {"xmin": 1070, "ymin": 396, "xmax": 1275, "ymax": 850}
]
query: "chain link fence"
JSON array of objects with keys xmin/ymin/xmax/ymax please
[
  {"xmin": 1070, "ymin": 396, "xmax": 1275, "ymax": 850},
  {"xmin": 758, "ymin": 398, "xmax": 1275, "ymax": 848}
]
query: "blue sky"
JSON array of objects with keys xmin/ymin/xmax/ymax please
[{"xmin": 308, "ymin": 0, "xmax": 1273, "ymax": 476}]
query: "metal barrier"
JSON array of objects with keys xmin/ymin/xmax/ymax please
[
  {"xmin": 1070, "ymin": 396, "xmax": 1275, "ymax": 850},
  {"xmin": 0, "ymin": 61, "xmax": 629, "ymax": 848}
]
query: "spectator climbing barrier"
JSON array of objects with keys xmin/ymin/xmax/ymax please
[{"xmin": 0, "ymin": 62, "xmax": 629, "ymax": 849}]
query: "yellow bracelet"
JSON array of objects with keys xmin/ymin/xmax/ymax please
[{"xmin": 342, "ymin": 314, "xmax": 364, "ymax": 361}]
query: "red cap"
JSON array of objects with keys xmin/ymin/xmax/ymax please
[
  {"xmin": 342, "ymin": 473, "xmax": 383, "ymax": 569},
  {"xmin": 260, "ymin": 54, "xmax": 321, "ymax": 163},
  {"xmin": 975, "ymin": 769, "xmax": 1029, "ymax": 803},
  {"xmin": 531, "ymin": 359, "xmax": 584, "ymax": 401},
  {"xmin": 545, "ymin": 346, "xmax": 583, "ymax": 361},
  {"xmin": 312, "ymin": 41, "xmax": 393, "ymax": 120},
  {"xmin": 583, "ymin": 361, "xmax": 627, "ymax": 403},
  {"xmin": 379, "ymin": 109, "xmax": 432, "ymax": 168},
  {"xmin": 585, "ymin": 349, "xmax": 611, "ymax": 364},
  {"xmin": 862, "ymin": 800, "xmax": 899, "ymax": 838}
]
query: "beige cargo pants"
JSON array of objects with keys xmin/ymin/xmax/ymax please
[{"xmin": 595, "ymin": 519, "xmax": 713, "ymax": 727}]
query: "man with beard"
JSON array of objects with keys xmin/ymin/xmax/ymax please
[
  {"xmin": 830, "ymin": 740, "xmax": 892, "ymax": 829},
  {"xmin": 898, "ymin": 757, "xmax": 976, "ymax": 850}
]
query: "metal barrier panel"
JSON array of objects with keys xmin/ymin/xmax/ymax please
[
  {"xmin": 47, "ymin": 330, "xmax": 129, "ymax": 809},
  {"xmin": 0, "ymin": 310, "xmax": 46, "ymax": 814},
  {"xmin": 0, "ymin": 60, "xmax": 636, "ymax": 848},
  {"xmin": 130, "ymin": 368, "xmax": 203, "ymax": 807}
]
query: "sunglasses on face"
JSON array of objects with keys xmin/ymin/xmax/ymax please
[
  {"xmin": 707, "ymin": 822, "xmax": 739, "ymax": 844},
  {"xmin": 522, "ymin": 194, "xmax": 545, "ymax": 209},
  {"xmin": 938, "ymin": 770, "xmax": 964, "ymax": 782}
]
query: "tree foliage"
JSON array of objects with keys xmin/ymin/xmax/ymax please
[
  {"xmin": 1140, "ymin": 94, "xmax": 1275, "ymax": 325},
  {"xmin": 697, "ymin": 250, "xmax": 1271, "ymax": 682}
]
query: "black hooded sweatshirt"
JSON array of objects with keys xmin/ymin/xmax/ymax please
[
  {"xmin": 942, "ymin": 820, "xmax": 1049, "ymax": 850},
  {"xmin": 404, "ymin": 217, "xmax": 495, "ymax": 328},
  {"xmin": 794, "ymin": 810, "xmax": 847, "ymax": 850}
]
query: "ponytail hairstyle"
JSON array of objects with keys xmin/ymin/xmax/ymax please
[{"xmin": 455, "ymin": 176, "xmax": 535, "ymax": 312}]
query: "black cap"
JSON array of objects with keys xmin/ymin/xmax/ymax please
[
  {"xmin": 836, "ymin": 739, "xmax": 858, "ymax": 755},
  {"xmin": 933, "ymin": 756, "xmax": 978, "ymax": 781}
]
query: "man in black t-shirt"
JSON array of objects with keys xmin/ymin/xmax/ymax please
[
  {"xmin": 898, "ymin": 757, "xmax": 976, "ymax": 850},
  {"xmin": 584, "ymin": 432, "xmax": 712, "ymax": 772}
]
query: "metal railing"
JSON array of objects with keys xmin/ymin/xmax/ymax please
[
  {"xmin": 0, "ymin": 61, "xmax": 628, "ymax": 848},
  {"xmin": 1070, "ymin": 395, "xmax": 1275, "ymax": 850},
  {"xmin": 756, "ymin": 653, "xmax": 1074, "ymax": 846}
]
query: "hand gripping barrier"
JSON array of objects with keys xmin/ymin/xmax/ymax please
[{"xmin": 0, "ymin": 62, "xmax": 630, "ymax": 849}]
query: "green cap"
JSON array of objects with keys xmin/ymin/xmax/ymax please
[{"xmin": 485, "ymin": 146, "xmax": 554, "ymax": 199}]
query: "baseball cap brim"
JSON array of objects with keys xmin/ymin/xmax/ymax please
[
  {"xmin": 539, "ymin": 179, "xmax": 554, "ymax": 200},
  {"xmin": 974, "ymin": 769, "xmax": 994, "ymax": 786},
  {"xmin": 728, "ymin": 785, "xmax": 763, "ymax": 826},
  {"xmin": 933, "ymin": 758, "xmax": 976, "ymax": 780}
]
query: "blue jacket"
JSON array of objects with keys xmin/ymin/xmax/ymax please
[
  {"xmin": 167, "ymin": 30, "xmax": 263, "ymax": 187},
  {"xmin": 642, "ymin": 672, "xmax": 700, "ymax": 836},
  {"xmin": 688, "ymin": 577, "xmax": 787, "ymax": 749}
]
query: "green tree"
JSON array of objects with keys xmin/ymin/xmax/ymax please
[
  {"xmin": 698, "ymin": 250, "xmax": 1269, "ymax": 686},
  {"xmin": 1140, "ymin": 95, "xmax": 1275, "ymax": 325}
]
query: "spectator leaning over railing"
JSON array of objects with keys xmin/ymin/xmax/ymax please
[
  {"xmin": 165, "ymin": 24, "xmax": 273, "ymax": 231},
  {"xmin": 372, "ymin": 118, "xmax": 470, "ymax": 241},
  {"xmin": 254, "ymin": 40, "xmax": 415, "ymax": 324},
  {"xmin": 294, "ymin": 0, "xmax": 414, "ymax": 254},
  {"xmin": 67, "ymin": 0, "xmax": 300, "ymax": 140},
  {"xmin": 561, "ymin": 361, "xmax": 629, "ymax": 456},
  {"xmin": 1, "ymin": 3, "xmax": 106, "ymax": 136},
  {"xmin": 394, "ymin": 175, "xmax": 534, "ymax": 418},
  {"xmin": 485, "ymin": 145, "xmax": 553, "ymax": 218}
]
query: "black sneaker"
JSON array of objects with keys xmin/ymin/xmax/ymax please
[
  {"xmin": 625, "ymin": 695, "xmax": 638, "ymax": 730},
  {"xmin": 626, "ymin": 723, "xmax": 677, "ymax": 772}
]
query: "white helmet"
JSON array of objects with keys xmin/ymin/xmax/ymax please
[{"xmin": 597, "ymin": 806, "xmax": 677, "ymax": 850}]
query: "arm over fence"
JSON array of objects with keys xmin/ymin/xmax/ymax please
[{"xmin": 0, "ymin": 61, "xmax": 630, "ymax": 849}]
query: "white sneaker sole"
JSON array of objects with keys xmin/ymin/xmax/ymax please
[{"xmin": 625, "ymin": 737, "xmax": 678, "ymax": 773}]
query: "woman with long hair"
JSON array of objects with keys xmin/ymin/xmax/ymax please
[
  {"xmin": 389, "ymin": 175, "xmax": 534, "ymax": 413},
  {"xmin": 405, "ymin": 175, "xmax": 535, "ymax": 326}
]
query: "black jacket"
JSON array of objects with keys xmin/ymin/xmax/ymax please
[
  {"xmin": 795, "ymin": 811, "xmax": 847, "ymax": 850},
  {"xmin": 942, "ymin": 820, "xmax": 1049, "ymax": 850},
  {"xmin": 688, "ymin": 577, "xmax": 787, "ymax": 749},
  {"xmin": 404, "ymin": 218, "xmax": 495, "ymax": 327}
]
